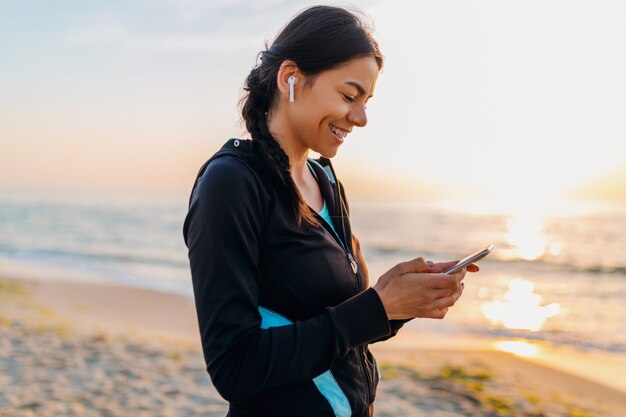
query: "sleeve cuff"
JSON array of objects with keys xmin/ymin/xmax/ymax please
[{"xmin": 326, "ymin": 287, "xmax": 391, "ymax": 353}]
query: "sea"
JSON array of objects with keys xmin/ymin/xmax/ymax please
[{"xmin": 1, "ymin": 191, "xmax": 625, "ymax": 357}]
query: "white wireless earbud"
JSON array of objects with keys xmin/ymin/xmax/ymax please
[{"xmin": 288, "ymin": 75, "xmax": 296, "ymax": 102}]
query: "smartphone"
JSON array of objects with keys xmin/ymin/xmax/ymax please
[{"xmin": 443, "ymin": 244, "xmax": 494, "ymax": 275}]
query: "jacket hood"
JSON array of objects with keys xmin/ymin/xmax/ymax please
[{"xmin": 187, "ymin": 138, "xmax": 341, "ymax": 216}]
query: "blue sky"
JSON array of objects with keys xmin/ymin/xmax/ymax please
[{"xmin": 1, "ymin": 0, "xmax": 625, "ymax": 205}]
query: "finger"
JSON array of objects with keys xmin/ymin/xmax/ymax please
[
  {"xmin": 428, "ymin": 307, "xmax": 448, "ymax": 319},
  {"xmin": 467, "ymin": 263, "xmax": 480, "ymax": 273},
  {"xmin": 433, "ymin": 286, "xmax": 464, "ymax": 309},
  {"xmin": 397, "ymin": 257, "xmax": 430, "ymax": 274},
  {"xmin": 429, "ymin": 274, "xmax": 462, "ymax": 290},
  {"xmin": 428, "ymin": 260, "xmax": 459, "ymax": 273},
  {"xmin": 450, "ymin": 268, "xmax": 467, "ymax": 282},
  {"xmin": 433, "ymin": 281, "xmax": 465, "ymax": 300},
  {"xmin": 431, "ymin": 287, "xmax": 456, "ymax": 299}
]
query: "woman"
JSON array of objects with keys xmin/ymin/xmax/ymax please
[{"xmin": 183, "ymin": 5, "xmax": 478, "ymax": 417}]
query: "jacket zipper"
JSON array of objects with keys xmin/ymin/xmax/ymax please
[
  {"xmin": 350, "ymin": 255, "xmax": 372, "ymax": 410},
  {"xmin": 315, "ymin": 215, "xmax": 358, "ymax": 279},
  {"xmin": 322, "ymin": 222, "xmax": 372, "ymax": 410},
  {"xmin": 310, "ymin": 160, "xmax": 372, "ymax": 409},
  {"xmin": 331, "ymin": 167, "xmax": 373, "ymax": 410},
  {"xmin": 347, "ymin": 253, "xmax": 358, "ymax": 274},
  {"xmin": 312, "ymin": 205, "xmax": 372, "ymax": 410}
]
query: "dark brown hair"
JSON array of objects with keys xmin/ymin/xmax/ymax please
[{"xmin": 239, "ymin": 5, "xmax": 383, "ymax": 228}]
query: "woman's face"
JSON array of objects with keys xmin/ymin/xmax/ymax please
[{"xmin": 286, "ymin": 56, "xmax": 379, "ymax": 158}]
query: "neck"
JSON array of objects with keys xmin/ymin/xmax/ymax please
[{"xmin": 266, "ymin": 108, "xmax": 310, "ymax": 184}]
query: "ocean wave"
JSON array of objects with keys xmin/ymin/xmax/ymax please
[
  {"xmin": 364, "ymin": 243, "xmax": 626, "ymax": 276},
  {"xmin": 0, "ymin": 244, "xmax": 188, "ymax": 269},
  {"xmin": 466, "ymin": 327, "xmax": 626, "ymax": 354}
]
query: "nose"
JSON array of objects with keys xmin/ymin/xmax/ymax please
[{"xmin": 349, "ymin": 108, "xmax": 368, "ymax": 127}]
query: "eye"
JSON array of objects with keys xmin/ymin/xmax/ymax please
[{"xmin": 342, "ymin": 94, "xmax": 356, "ymax": 103}]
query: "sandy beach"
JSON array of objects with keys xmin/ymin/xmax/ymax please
[{"xmin": 1, "ymin": 276, "xmax": 625, "ymax": 417}]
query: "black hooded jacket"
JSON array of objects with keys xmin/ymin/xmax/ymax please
[{"xmin": 182, "ymin": 138, "xmax": 409, "ymax": 417}]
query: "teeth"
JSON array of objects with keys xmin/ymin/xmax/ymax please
[{"xmin": 330, "ymin": 124, "xmax": 348, "ymax": 138}]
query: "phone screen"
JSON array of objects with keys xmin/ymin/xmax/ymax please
[{"xmin": 443, "ymin": 244, "xmax": 494, "ymax": 275}]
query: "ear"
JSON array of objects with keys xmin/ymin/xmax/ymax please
[{"xmin": 276, "ymin": 60, "xmax": 302, "ymax": 101}]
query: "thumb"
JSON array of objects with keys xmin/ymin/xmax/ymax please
[{"xmin": 429, "ymin": 260, "xmax": 460, "ymax": 273}]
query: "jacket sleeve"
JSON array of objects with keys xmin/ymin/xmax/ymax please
[
  {"xmin": 369, "ymin": 319, "xmax": 412, "ymax": 344},
  {"xmin": 182, "ymin": 156, "xmax": 392, "ymax": 402}
]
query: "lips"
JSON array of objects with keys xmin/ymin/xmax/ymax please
[{"xmin": 329, "ymin": 125, "xmax": 344, "ymax": 144}]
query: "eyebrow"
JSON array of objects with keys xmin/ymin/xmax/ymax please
[{"xmin": 345, "ymin": 81, "xmax": 374, "ymax": 99}]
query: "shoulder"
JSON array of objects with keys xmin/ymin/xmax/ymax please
[
  {"xmin": 201, "ymin": 154, "xmax": 257, "ymax": 183},
  {"xmin": 183, "ymin": 154, "xmax": 268, "ymax": 246},
  {"xmin": 192, "ymin": 155, "xmax": 266, "ymax": 206}
]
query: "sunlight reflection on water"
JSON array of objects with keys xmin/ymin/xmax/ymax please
[
  {"xmin": 482, "ymin": 279, "xmax": 560, "ymax": 331},
  {"xmin": 494, "ymin": 340, "xmax": 540, "ymax": 358}
]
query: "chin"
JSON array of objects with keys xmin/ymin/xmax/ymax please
[
  {"xmin": 318, "ymin": 147, "xmax": 339, "ymax": 159},
  {"xmin": 309, "ymin": 143, "xmax": 339, "ymax": 159}
]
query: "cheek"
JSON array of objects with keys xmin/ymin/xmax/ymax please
[
  {"xmin": 294, "ymin": 93, "xmax": 349, "ymax": 134},
  {"xmin": 297, "ymin": 106, "xmax": 327, "ymax": 130},
  {"xmin": 309, "ymin": 91, "xmax": 349, "ymax": 116}
]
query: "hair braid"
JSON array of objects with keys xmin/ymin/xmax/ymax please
[{"xmin": 240, "ymin": 64, "xmax": 319, "ymax": 228}]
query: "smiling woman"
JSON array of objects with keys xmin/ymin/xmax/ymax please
[
  {"xmin": 240, "ymin": 8, "xmax": 381, "ymax": 229},
  {"xmin": 182, "ymin": 5, "xmax": 477, "ymax": 417}
]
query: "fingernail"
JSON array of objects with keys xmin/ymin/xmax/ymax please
[
  {"xmin": 427, "ymin": 260, "xmax": 434, "ymax": 267},
  {"xmin": 461, "ymin": 283, "xmax": 465, "ymax": 290}
]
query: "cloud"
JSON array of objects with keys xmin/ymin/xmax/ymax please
[
  {"xmin": 155, "ymin": 33, "xmax": 260, "ymax": 52},
  {"xmin": 58, "ymin": 1, "xmax": 384, "ymax": 53},
  {"xmin": 66, "ymin": 30, "xmax": 259, "ymax": 53},
  {"xmin": 61, "ymin": 18, "xmax": 259, "ymax": 53}
]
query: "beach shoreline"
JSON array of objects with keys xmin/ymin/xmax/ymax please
[{"xmin": 1, "ymin": 275, "xmax": 625, "ymax": 417}]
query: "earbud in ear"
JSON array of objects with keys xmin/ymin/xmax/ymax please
[{"xmin": 288, "ymin": 75, "xmax": 296, "ymax": 102}]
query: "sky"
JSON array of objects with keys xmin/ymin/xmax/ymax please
[{"xmin": 1, "ymin": 0, "xmax": 625, "ymax": 205}]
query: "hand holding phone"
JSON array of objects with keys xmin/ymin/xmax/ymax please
[{"xmin": 443, "ymin": 244, "xmax": 494, "ymax": 275}]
